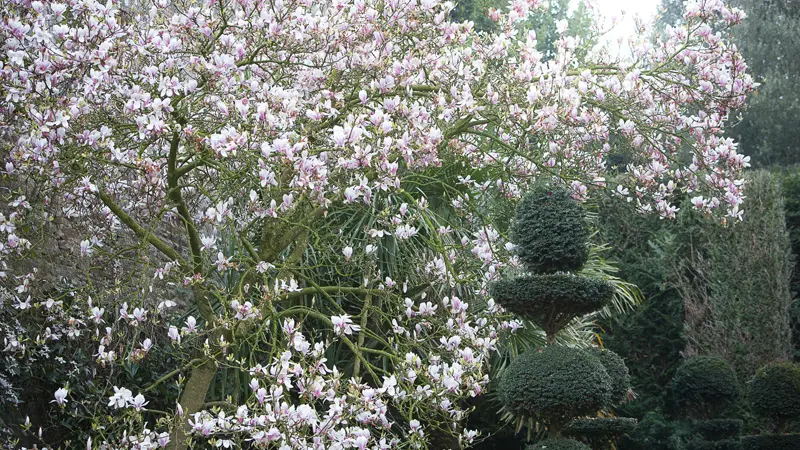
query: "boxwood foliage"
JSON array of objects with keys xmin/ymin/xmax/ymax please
[
  {"xmin": 489, "ymin": 274, "xmax": 613, "ymax": 337},
  {"xmin": 500, "ymin": 345, "xmax": 612, "ymax": 421},
  {"xmin": 525, "ymin": 438, "xmax": 592, "ymax": 450},
  {"xmin": 672, "ymin": 356, "xmax": 741, "ymax": 418},
  {"xmin": 586, "ymin": 348, "xmax": 631, "ymax": 404},
  {"xmin": 563, "ymin": 417, "xmax": 638, "ymax": 439},
  {"xmin": 740, "ymin": 434, "xmax": 800, "ymax": 450},
  {"xmin": 691, "ymin": 419, "xmax": 743, "ymax": 441},
  {"xmin": 684, "ymin": 438, "xmax": 741, "ymax": 450},
  {"xmin": 747, "ymin": 362, "xmax": 800, "ymax": 424},
  {"xmin": 511, "ymin": 183, "xmax": 589, "ymax": 273}
]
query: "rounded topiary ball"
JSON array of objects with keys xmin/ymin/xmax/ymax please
[
  {"xmin": 747, "ymin": 362, "xmax": 800, "ymax": 424},
  {"xmin": 500, "ymin": 345, "xmax": 612, "ymax": 421},
  {"xmin": 512, "ymin": 183, "xmax": 589, "ymax": 273},
  {"xmin": 526, "ymin": 439, "xmax": 592, "ymax": 450},
  {"xmin": 587, "ymin": 347, "xmax": 631, "ymax": 404},
  {"xmin": 672, "ymin": 356, "xmax": 740, "ymax": 418}
]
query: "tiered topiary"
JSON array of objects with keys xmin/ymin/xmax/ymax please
[
  {"xmin": 494, "ymin": 183, "xmax": 634, "ymax": 447},
  {"xmin": 671, "ymin": 356, "xmax": 742, "ymax": 450},
  {"xmin": 741, "ymin": 362, "xmax": 800, "ymax": 449}
]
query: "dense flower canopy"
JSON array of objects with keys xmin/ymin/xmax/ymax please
[{"xmin": 0, "ymin": 0, "xmax": 753, "ymax": 448}]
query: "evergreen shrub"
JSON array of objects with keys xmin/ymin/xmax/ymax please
[
  {"xmin": 586, "ymin": 348, "xmax": 630, "ymax": 403},
  {"xmin": 525, "ymin": 438, "xmax": 592, "ymax": 450},
  {"xmin": 512, "ymin": 184, "xmax": 589, "ymax": 273},
  {"xmin": 739, "ymin": 434, "xmax": 800, "ymax": 450},
  {"xmin": 672, "ymin": 356, "xmax": 740, "ymax": 418},
  {"xmin": 747, "ymin": 362, "xmax": 800, "ymax": 424},
  {"xmin": 500, "ymin": 345, "xmax": 612, "ymax": 420}
]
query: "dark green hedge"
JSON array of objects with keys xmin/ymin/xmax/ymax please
[
  {"xmin": 587, "ymin": 348, "xmax": 630, "ymax": 404},
  {"xmin": 684, "ymin": 438, "xmax": 740, "ymax": 450},
  {"xmin": 489, "ymin": 274, "xmax": 612, "ymax": 336},
  {"xmin": 563, "ymin": 417, "xmax": 638, "ymax": 438},
  {"xmin": 692, "ymin": 419, "xmax": 743, "ymax": 441},
  {"xmin": 500, "ymin": 345, "xmax": 612, "ymax": 420},
  {"xmin": 740, "ymin": 434, "xmax": 800, "ymax": 450},
  {"xmin": 512, "ymin": 183, "xmax": 589, "ymax": 273},
  {"xmin": 672, "ymin": 356, "xmax": 741, "ymax": 418},
  {"xmin": 747, "ymin": 362, "xmax": 800, "ymax": 422},
  {"xmin": 525, "ymin": 438, "xmax": 591, "ymax": 450}
]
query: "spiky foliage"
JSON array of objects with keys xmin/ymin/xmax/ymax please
[
  {"xmin": 511, "ymin": 184, "xmax": 589, "ymax": 273},
  {"xmin": 499, "ymin": 346, "xmax": 612, "ymax": 425}
]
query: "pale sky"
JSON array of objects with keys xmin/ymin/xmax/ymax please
[{"xmin": 584, "ymin": 0, "xmax": 661, "ymax": 58}]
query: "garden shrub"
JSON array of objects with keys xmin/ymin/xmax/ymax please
[
  {"xmin": 586, "ymin": 348, "xmax": 631, "ymax": 403},
  {"xmin": 525, "ymin": 438, "xmax": 592, "ymax": 450},
  {"xmin": 563, "ymin": 417, "xmax": 637, "ymax": 449},
  {"xmin": 739, "ymin": 434, "xmax": 800, "ymax": 450},
  {"xmin": 564, "ymin": 417, "xmax": 637, "ymax": 438},
  {"xmin": 747, "ymin": 362, "xmax": 800, "ymax": 429},
  {"xmin": 684, "ymin": 438, "xmax": 740, "ymax": 450},
  {"xmin": 672, "ymin": 356, "xmax": 741, "ymax": 418},
  {"xmin": 500, "ymin": 345, "xmax": 612, "ymax": 421},
  {"xmin": 490, "ymin": 274, "xmax": 613, "ymax": 337},
  {"xmin": 691, "ymin": 419, "xmax": 743, "ymax": 441},
  {"xmin": 511, "ymin": 184, "xmax": 589, "ymax": 273},
  {"xmin": 619, "ymin": 412, "xmax": 689, "ymax": 450}
]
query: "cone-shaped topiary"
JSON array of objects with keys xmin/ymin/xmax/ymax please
[
  {"xmin": 525, "ymin": 438, "xmax": 592, "ymax": 450},
  {"xmin": 490, "ymin": 274, "xmax": 613, "ymax": 338},
  {"xmin": 747, "ymin": 362, "xmax": 800, "ymax": 432},
  {"xmin": 672, "ymin": 356, "xmax": 741, "ymax": 419},
  {"xmin": 511, "ymin": 183, "xmax": 589, "ymax": 273},
  {"xmin": 586, "ymin": 347, "xmax": 631, "ymax": 404},
  {"xmin": 500, "ymin": 346, "xmax": 612, "ymax": 428}
]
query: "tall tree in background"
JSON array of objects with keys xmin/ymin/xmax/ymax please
[
  {"xmin": 659, "ymin": 0, "xmax": 800, "ymax": 166},
  {"xmin": 728, "ymin": 0, "xmax": 800, "ymax": 167}
]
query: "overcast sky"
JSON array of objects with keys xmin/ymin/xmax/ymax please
[{"xmin": 583, "ymin": 0, "xmax": 660, "ymax": 57}]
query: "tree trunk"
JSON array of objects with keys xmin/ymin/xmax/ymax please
[{"xmin": 167, "ymin": 357, "xmax": 217, "ymax": 450}]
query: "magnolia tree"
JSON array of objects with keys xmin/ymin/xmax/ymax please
[{"xmin": 0, "ymin": 0, "xmax": 753, "ymax": 448}]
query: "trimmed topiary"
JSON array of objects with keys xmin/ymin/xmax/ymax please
[
  {"xmin": 563, "ymin": 417, "xmax": 637, "ymax": 449},
  {"xmin": 747, "ymin": 362, "xmax": 800, "ymax": 430},
  {"xmin": 489, "ymin": 274, "xmax": 613, "ymax": 338},
  {"xmin": 739, "ymin": 434, "xmax": 800, "ymax": 450},
  {"xmin": 692, "ymin": 419, "xmax": 743, "ymax": 441},
  {"xmin": 525, "ymin": 438, "xmax": 592, "ymax": 450},
  {"xmin": 511, "ymin": 183, "xmax": 589, "ymax": 273},
  {"xmin": 564, "ymin": 417, "xmax": 638, "ymax": 439},
  {"xmin": 586, "ymin": 348, "xmax": 631, "ymax": 404},
  {"xmin": 500, "ymin": 345, "xmax": 612, "ymax": 423},
  {"xmin": 672, "ymin": 356, "xmax": 741, "ymax": 418},
  {"xmin": 684, "ymin": 438, "xmax": 740, "ymax": 450}
]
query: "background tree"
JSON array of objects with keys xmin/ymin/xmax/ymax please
[{"xmin": 658, "ymin": 0, "xmax": 800, "ymax": 167}]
